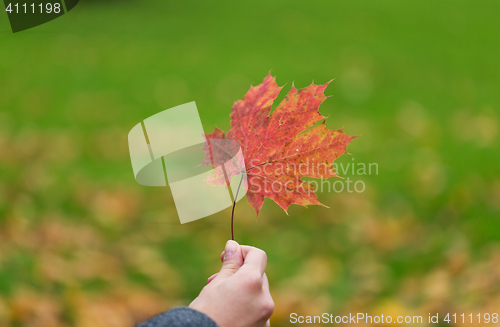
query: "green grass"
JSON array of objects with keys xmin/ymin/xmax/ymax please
[{"xmin": 1, "ymin": 0, "xmax": 499, "ymax": 325}]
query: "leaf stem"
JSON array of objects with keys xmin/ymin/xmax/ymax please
[{"xmin": 231, "ymin": 174, "xmax": 244, "ymax": 241}]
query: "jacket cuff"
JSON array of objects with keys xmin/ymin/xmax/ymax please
[{"xmin": 138, "ymin": 307, "xmax": 219, "ymax": 327}]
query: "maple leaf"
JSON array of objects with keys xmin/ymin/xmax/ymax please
[
  {"xmin": 203, "ymin": 73, "xmax": 356, "ymax": 215},
  {"xmin": 201, "ymin": 134, "xmax": 246, "ymax": 188}
]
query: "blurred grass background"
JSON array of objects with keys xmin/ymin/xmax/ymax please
[{"xmin": 1, "ymin": 0, "xmax": 499, "ymax": 326}]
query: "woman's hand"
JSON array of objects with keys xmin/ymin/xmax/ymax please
[{"xmin": 189, "ymin": 240, "xmax": 274, "ymax": 327}]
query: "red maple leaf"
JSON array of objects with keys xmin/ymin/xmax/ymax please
[{"xmin": 203, "ymin": 73, "xmax": 356, "ymax": 215}]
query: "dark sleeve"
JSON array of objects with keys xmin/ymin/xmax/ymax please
[{"xmin": 138, "ymin": 307, "xmax": 219, "ymax": 327}]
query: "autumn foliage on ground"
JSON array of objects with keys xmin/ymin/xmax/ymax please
[{"xmin": 2, "ymin": 1, "xmax": 500, "ymax": 326}]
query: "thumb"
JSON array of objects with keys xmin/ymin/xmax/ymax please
[{"xmin": 216, "ymin": 240, "xmax": 243, "ymax": 280}]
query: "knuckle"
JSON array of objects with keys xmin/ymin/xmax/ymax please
[
  {"xmin": 261, "ymin": 297, "xmax": 275, "ymax": 318},
  {"xmin": 257, "ymin": 248, "xmax": 267, "ymax": 261},
  {"xmin": 244, "ymin": 271, "xmax": 262, "ymax": 288},
  {"xmin": 223, "ymin": 261, "xmax": 240, "ymax": 272},
  {"xmin": 199, "ymin": 285, "xmax": 210, "ymax": 294}
]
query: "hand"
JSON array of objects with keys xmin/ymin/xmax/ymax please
[{"xmin": 189, "ymin": 240, "xmax": 274, "ymax": 327}]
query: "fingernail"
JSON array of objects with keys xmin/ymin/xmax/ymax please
[{"xmin": 224, "ymin": 240, "xmax": 237, "ymax": 260}]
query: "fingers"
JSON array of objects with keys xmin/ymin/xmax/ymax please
[
  {"xmin": 207, "ymin": 273, "xmax": 218, "ymax": 284},
  {"xmin": 208, "ymin": 267, "xmax": 260, "ymax": 285},
  {"xmin": 214, "ymin": 240, "xmax": 244, "ymax": 281},
  {"xmin": 221, "ymin": 245, "xmax": 263, "ymax": 262},
  {"xmin": 218, "ymin": 243, "xmax": 268, "ymax": 277},
  {"xmin": 240, "ymin": 246, "xmax": 267, "ymax": 276},
  {"xmin": 222, "ymin": 245, "xmax": 258, "ymax": 260}
]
